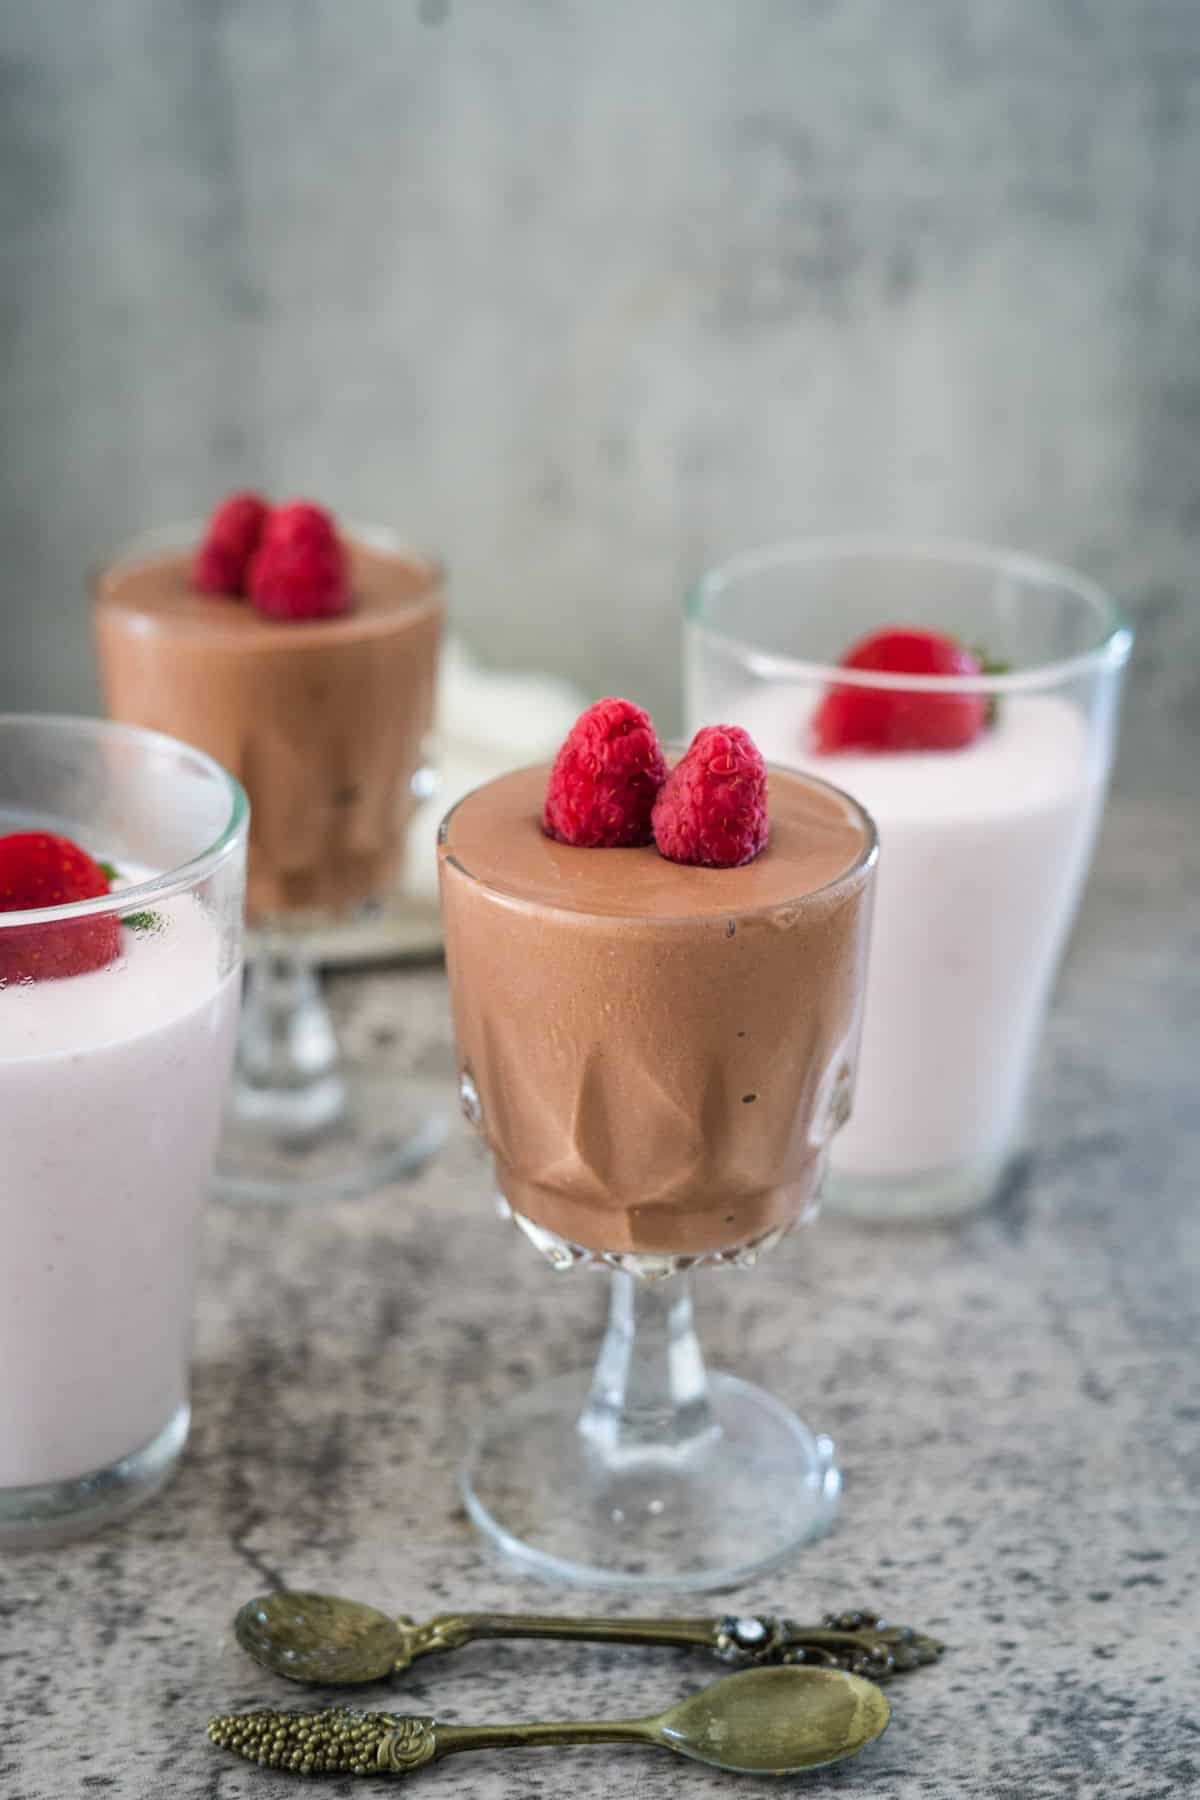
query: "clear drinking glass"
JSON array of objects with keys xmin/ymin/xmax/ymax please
[
  {"xmin": 0, "ymin": 715, "xmax": 247, "ymax": 1545},
  {"xmin": 94, "ymin": 522, "xmax": 447, "ymax": 1204},
  {"xmin": 686, "ymin": 536, "xmax": 1133, "ymax": 1220},
  {"xmin": 438, "ymin": 761, "xmax": 878, "ymax": 1590}
]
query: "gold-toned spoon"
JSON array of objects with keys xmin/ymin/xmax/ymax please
[
  {"xmin": 235, "ymin": 1590, "xmax": 943, "ymax": 1687},
  {"xmin": 209, "ymin": 1664, "xmax": 890, "ymax": 1778}
]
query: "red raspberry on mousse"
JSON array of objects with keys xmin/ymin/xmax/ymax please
[
  {"xmin": 247, "ymin": 501, "xmax": 351, "ymax": 621},
  {"xmin": 652, "ymin": 724, "xmax": 769, "ymax": 868},
  {"xmin": 192, "ymin": 491, "xmax": 269, "ymax": 596},
  {"xmin": 543, "ymin": 698, "xmax": 667, "ymax": 848}
]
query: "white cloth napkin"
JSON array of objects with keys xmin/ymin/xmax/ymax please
[{"xmin": 403, "ymin": 635, "xmax": 586, "ymax": 904}]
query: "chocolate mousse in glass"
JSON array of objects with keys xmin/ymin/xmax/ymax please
[
  {"xmin": 438, "ymin": 713, "xmax": 877, "ymax": 1588},
  {"xmin": 94, "ymin": 499, "xmax": 445, "ymax": 1203}
]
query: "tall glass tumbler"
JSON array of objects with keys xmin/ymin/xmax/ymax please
[
  {"xmin": 686, "ymin": 537, "xmax": 1132, "ymax": 1220},
  {"xmin": 0, "ymin": 716, "xmax": 247, "ymax": 1544}
]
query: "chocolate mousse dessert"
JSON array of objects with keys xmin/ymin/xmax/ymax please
[
  {"xmin": 439, "ymin": 700, "xmax": 876, "ymax": 1258},
  {"xmin": 95, "ymin": 495, "xmax": 442, "ymax": 919}
]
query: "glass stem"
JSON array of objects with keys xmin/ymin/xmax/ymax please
[
  {"xmin": 229, "ymin": 936, "xmax": 348, "ymax": 1138},
  {"xmin": 577, "ymin": 1271, "xmax": 719, "ymax": 1459}
]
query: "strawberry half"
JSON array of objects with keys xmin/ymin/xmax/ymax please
[
  {"xmin": 0, "ymin": 833, "xmax": 121, "ymax": 981},
  {"xmin": 812, "ymin": 627, "xmax": 988, "ymax": 753}
]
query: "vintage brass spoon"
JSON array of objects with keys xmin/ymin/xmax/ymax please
[
  {"xmin": 209, "ymin": 1664, "xmax": 890, "ymax": 1777},
  {"xmin": 235, "ymin": 1590, "xmax": 943, "ymax": 1686}
]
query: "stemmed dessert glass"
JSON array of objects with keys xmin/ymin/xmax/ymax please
[
  {"xmin": 94, "ymin": 521, "xmax": 447, "ymax": 1205},
  {"xmin": 438, "ymin": 759, "xmax": 878, "ymax": 1590},
  {"xmin": 216, "ymin": 925, "xmax": 445, "ymax": 1205}
]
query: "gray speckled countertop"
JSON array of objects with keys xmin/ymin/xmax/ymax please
[{"xmin": 2, "ymin": 791, "xmax": 1197, "ymax": 1800}]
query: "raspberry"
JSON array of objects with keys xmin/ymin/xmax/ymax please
[
  {"xmin": 543, "ymin": 698, "xmax": 667, "ymax": 848},
  {"xmin": 247, "ymin": 501, "xmax": 351, "ymax": 620},
  {"xmin": 0, "ymin": 833, "xmax": 121, "ymax": 982},
  {"xmin": 652, "ymin": 725, "xmax": 768, "ymax": 868},
  {"xmin": 193, "ymin": 491, "xmax": 270, "ymax": 596},
  {"xmin": 813, "ymin": 627, "xmax": 987, "ymax": 752}
]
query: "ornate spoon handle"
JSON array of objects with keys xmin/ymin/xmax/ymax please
[
  {"xmin": 209, "ymin": 1706, "xmax": 648, "ymax": 1776},
  {"xmin": 395, "ymin": 1608, "xmax": 942, "ymax": 1680}
]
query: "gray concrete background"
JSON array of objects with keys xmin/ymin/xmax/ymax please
[{"xmin": 1, "ymin": 0, "xmax": 1198, "ymax": 791}]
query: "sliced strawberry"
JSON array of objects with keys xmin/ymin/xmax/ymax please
[
  {"xmin": 0, "ymin": 833, "xmax": 121, "ymax": 981},
  {"xmin": 813, "ymin": 627, "xmax": 988, "ymax": 752}
]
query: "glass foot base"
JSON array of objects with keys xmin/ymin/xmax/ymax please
[
  {"xmin": 824, "ymin": 1146, "xmax": 1012, "ymax": 1222},
  {"xmin": 214, "ymin": 1065, "xmax": 447, "ymax": 1205},
  {"xmin": 0, "ymin": 1404, "xmax": 189, "ymax": 1549},
  {"xmin": 461, "ymin": 1370, "xmax": 839, "ymax": 1592}
]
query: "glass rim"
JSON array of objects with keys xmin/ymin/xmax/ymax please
[
  {"xmin": 0, "ymin": 713, "xmax": 249, "ymax": 928},
  {"xmin": 91, "ymin": 516, "xmax": 445, "ymax": 598},
  {"xmin": 684, "ymin": 533, "xmax": 1134, "ymax": 694},
  {"xmin": 438, "ymin": 753, "xmax": 879, "ymax": 927}
]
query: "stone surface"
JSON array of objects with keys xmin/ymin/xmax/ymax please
[{"xmin": 1, "ymin": 786, "xmax": 1196, "ymax": 1798}]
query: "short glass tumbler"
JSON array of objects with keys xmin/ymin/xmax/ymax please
[
  {"xmin": 0, "ymin": 716, "xmax": 247, "ymax": 1545},
  {"xmin": 686, "ymin": 537, "xmax": 1132, "ymax": 1220}
]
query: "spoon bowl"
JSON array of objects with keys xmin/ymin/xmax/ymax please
[
  {"xmin": 236, "ymin": 1591, "xmax": 403, "ymax": 1684},
  {"xmin": 653, "ymin": 1665, "xmax": 890, "ymax": 1773}
]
